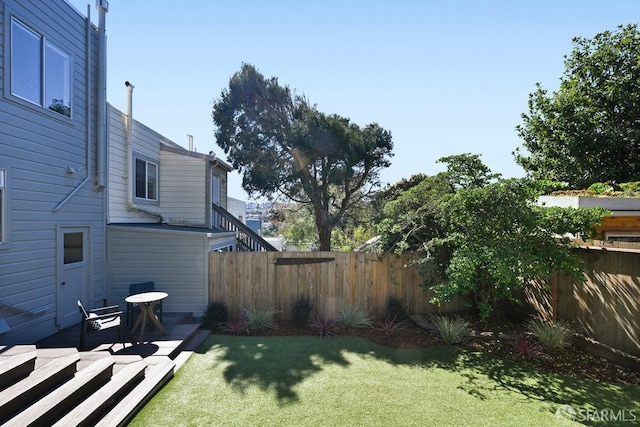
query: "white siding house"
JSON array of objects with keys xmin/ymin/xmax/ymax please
[
  {"xmin": 106, "ymin": 99, "xmax": 236, "ymax": 316},
  {"xmin": 0, "ymin": 0, "xmax": 108, "ymax": 343}
]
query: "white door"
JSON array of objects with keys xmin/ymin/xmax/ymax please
[
  {"xmin": 57, "ymin": 227, "xmax": 89, "ymax": 329},
  {"xmin": 212, "ymin": 173, "xmax": 221, "ymax": 228},
  {"xmin": 212, "ymin": 174, "xmax": 221, "ymax": 206}
]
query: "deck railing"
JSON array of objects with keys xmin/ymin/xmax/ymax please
[{"xmin": 211, "ymin": 203, "xmax": 278, "ymax": 251}]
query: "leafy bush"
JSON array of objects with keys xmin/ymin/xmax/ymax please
[
  {"xmin": 243, "ymin": 306, "xmax": 279, "ymax": 332},
  {"xmin": 339, "ymin": 306, "xmax": 372, "ymax": 329},
  {"xmin": 375, "ymin": 314, "xmax": 404, "ymax": 337},
  {"xmin": 308, "ymin": 315, "xmax": 337, "ymax": 336},
  {"xmin": 292, "ymin": 296, "xmax": 314, "ymax": 328},
  {"xmin": 587, "ymin": 182, "xmax": 615, "ymax": 194},
  {"xmin": 620, "ymin": 181, "xmax": 640, "ymax": 195},
  {"xmin": 432, "ymin": 315, "xmax": 469, "ymax": 344},
  {"xmin": 201, "ymin": 300, "xmax": 229, "ymax": 329},
  {"xmin": 526, "ymin": 318, "xmax": 574, "ymax": 348},
  {"xmin": 222, "ymin": 317, "xmax": 247, "ymax": 335},
  {"xmin": 385, "ymin": 296, "xmax": 407, "ymax": 321}
]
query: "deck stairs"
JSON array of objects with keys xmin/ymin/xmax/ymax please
[{"xmin": 0, "ymin": 319, "xmax": 210, "ymax": 426}]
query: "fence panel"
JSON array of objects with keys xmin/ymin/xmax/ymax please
[
  {"xmin": 209, "ymin": 251, "xmax": 462, "ymax": 319},
  {"xmin": 526, "ymin": 244, "xmax": 640, "ymax": 356}
]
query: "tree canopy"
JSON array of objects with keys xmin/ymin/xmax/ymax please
[
  {"xmin": 515, "ymin": 24, "xmax": 640, "ymax": 188},
  {"xmin": 376, "ymin": 154, "xmax": 608, "ymax": 319},
  {"xmin": 212, "ymin": 64, "xmax": 393, "ymax": 250}
]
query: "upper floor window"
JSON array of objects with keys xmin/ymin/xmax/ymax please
[
  {"xmin": 135, "ymin": 158, "xmax": 158, "ymax": 201},
  {"xmin": 11, "ymin": 18, "xmax": 72, "ymax": 117}
]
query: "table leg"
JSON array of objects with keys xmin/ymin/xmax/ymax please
[
  {"xmin": 147, "ymin": 301, "xmax": 167, "ymax": 335},
  {"xmin": 139, "ymin": 306, "xmax": 149, "ymax": 343},
  {"xmin": 128, "ymin": 310, "xmax": 144, "ymax": 337}
]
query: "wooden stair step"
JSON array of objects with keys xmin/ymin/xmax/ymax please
[
  {"xmin": 95, "ymin": 357, "xmax": 175, "ymax": 427},
  {"xmin": 52, "ymin": 359, "xmax": 148, "ymax": 427},
  {"xmin": 0, "ymin": 352, "xmax": 80, "ymax": 424},
  {"xmin": 0, "ymin": 350, "xmax": 37, "ymax": 391},
  {"xmin": 3, "ymin": 356, "xmax": 116, "ymax": 427}
]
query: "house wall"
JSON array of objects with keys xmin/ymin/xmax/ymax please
[
  {"xmin": 107, "ymin": 104, "xmax": 229, "ymax": 225},
  {"xmin": 0, "ymin": 0, "xmax": 106, "ymax": 343},
  {"xmin": 159, "ymin": 149, "xmax": 207, "ymax": 226},
  {"xmin": 107, "ymin": 104, "xmax": 163, "ymax": 223},
  {"xmin": 107, "ymin": 226, "xmax": 212, "ymax": 316}
]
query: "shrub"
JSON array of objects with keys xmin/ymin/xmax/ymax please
[
  {"xmin": 526, "ymin": 317, "xmax": 574, "ymax": 349},
  {"xmin": 620, "ymin": 181, "xmax": 640, "ymax": 195},
  {"xmin": 243, "ymin": 306, "xmax": 279, "ymax": 332},
  {"xmin": 432, "ymin": 315, "xmax": 469, "ymax": 344},
  {"xmin": 292, "ymin": 296, "xmax": 314, "ymax": 328},
  {"xmin": 308, "ymin": 315, "xmax": 337, "ymax": 336},
  {"xmin": 375, "ymin": 314, "xmax": 404, "ymax": 337},
  {"xmin": 222, "ymin": 317, "xmax": 247, "ymax": 335},
  {"xmin": 339, "ymin": 306, "xmax": 372, "ymax": 329},
  {"xmin": 385, "ymin": 296, "xmax": 407, "ymax": 321},
  {"xmin": 201, "ymin": 300, "xmax": 229, "ymax": 329}
]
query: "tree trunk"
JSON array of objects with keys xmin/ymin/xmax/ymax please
[{"xmin": 317, "ymin": 226, "xmax": 332, "ymax": 251}]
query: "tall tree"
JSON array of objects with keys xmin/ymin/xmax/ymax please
[
  {"xmin": 212, "ymin": 64, "xmax": 393, "ymax": 250},
  {"xmin": 515, "ymin": 24, "xmax": 640, "ymax": 188}
]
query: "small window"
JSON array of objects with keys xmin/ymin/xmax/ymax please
[
  {"xmin": 64, "ymin": 232, "xmax": 83, "ymax": 264},
  {"xmin": 135, "ymin": 158, "xmax": 158, "ymax": 201},
  {"xmin": 606, "ymin": 234, "xmax": 640, "ymax": 243},
  {"xmin": 11, "ymin": 18, "xmax": 72, "ymax": 117},
  {"xmin": 0, "ymin": 170, "xmax": 5, "ymax": 244}
]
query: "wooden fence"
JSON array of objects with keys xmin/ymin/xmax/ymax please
[
  {"xmin": 209, "ymin": 251, "xmax": 463, "ymax": 320},
  {"xmin": 525, "ymin": 241, "xmax": 640, "ymax": 356},
  {"xmin": 209, "ymin": 244, "xmax": 640, "ymax": 356}
]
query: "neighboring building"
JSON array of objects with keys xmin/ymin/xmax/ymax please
[
  {"xmin": 539, "ymin": 195, "xmax": 640, "ymax": 241},
  {"xmin": 246, "ymin": 218, "xmax": 262, "ymax": 236},
  {"xmin": 0, "ymin": 0, "xmax": 108, "ymax": 343},
  {"xmin": 227, "ymin": 197, "xmax": 247, "ymax": 224}
]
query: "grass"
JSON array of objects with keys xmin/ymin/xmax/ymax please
[{"xmin": 130, "ymin": 336, "xmax": 640, "ymax": 427}]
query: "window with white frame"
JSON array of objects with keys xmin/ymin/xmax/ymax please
[
  {"xmin": 0, "ymin": 170, "xmax": 5, "ymax": 244},
  {"xmin": 11, "ymin": 18, "xmax": 72, "ymax": 117},
  {"xmin": 135, "ymin": 158, "xmax": 158, "ymax": 201}
]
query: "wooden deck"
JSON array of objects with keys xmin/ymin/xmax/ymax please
[{"xmin": 0, "ymin": 313, "xmax": 210, "ymax": 426}]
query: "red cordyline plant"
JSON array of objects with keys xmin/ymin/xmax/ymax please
[
  {"xmin": 222, "ymin": 317, "xmax": 247, "ymax": 335},
  {"xmin": 375, "ymin": 314, "xmax": 404, "ymax": 337},
  {"xmin": 512, "ymin": 335, "xmax": 542, "ymax": 358},
  {"xmin": 308, "ymin": 315, "xmax": 337, "ymax": 336}
]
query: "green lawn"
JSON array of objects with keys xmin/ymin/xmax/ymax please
[{"xmin": 130, "ymin": 336, "xmax": 639, "ymax": 426}]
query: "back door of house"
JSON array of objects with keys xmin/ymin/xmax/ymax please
[{"xmin": 57, "ymin": 227, "xmax": 89, "ymax": 329}]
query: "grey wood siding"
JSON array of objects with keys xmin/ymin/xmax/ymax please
[
  {"xmin": 159, "ymin": 150, "xmax": 207, "ymax": 226},
  {"xmin": 107, "ymin": 104, "xmax": 162, "ymax": 223},
  {"xmin": 107, "ymin": 226, "xmax": 210, "ymax": 315},
  {"xmin": 0, "ymin": 0, "xmax": 106, "ymax": 343}
]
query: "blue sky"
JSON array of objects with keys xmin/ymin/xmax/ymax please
[{"xmin": 68, "ymin": 0, "xmax": 639, "ymax": 200}]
